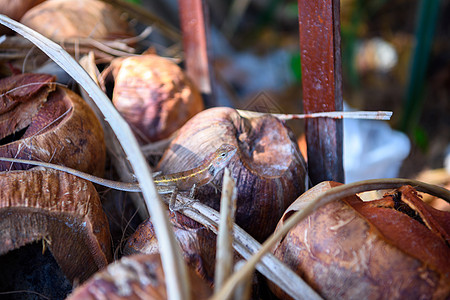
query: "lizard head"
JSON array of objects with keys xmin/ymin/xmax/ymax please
[{"xmin": 209, "ymin": 144, "xmax": 237, "ymax": 176}]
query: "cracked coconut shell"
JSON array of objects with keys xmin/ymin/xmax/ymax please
[
  {"xmin": 20, "ymin": 0, "xmax": 132, "ymax": 40},
  {"xmin": 0, "ymin": 168, "xmax": 112, "ymax": 283},
  {"xmin": 0, "ymin": 73, "xmax": 105, "ymax": 176},
  {"xmin": 156, "ymin": 107, "xmax": 307, "ymax": 241},
  {"xmin": 270, "ymin": 181, "xmax": 450, "ymax": 299},
  {"xmin": 107, "ymin": 54, "xmax": 204, "ymax": 144},
  {"xmin": 67, "ymin": 254, "xmax": 211, "ymax": 300}
]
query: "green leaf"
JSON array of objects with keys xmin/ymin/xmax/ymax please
[
  {"xmin": 290, "ymin": 53, "xmax": 302, "ymax": 82},
  {"xmin": 124, "ymin": 0, "xmax": 141, "ymax": 5},
  {"xmin": 413, "ymin": 126, "xmax": 429, "ymax": 151}
]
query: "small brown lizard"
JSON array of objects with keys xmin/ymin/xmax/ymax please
[{"xmin": 0, "ymin": 144, "xmax": 237, "ymax": 195}]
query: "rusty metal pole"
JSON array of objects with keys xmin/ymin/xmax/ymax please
[
  {"xmin": 179, "ymin": 0, "xmax": 215, "ymax": 107},
  {"xmin": 298, "ymin": 0, "xmax": 345, "ymax": 184}
]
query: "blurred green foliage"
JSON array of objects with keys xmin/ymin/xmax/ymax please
[{"xmin": 125, "ymin": 0, "xmax": 141, "ymax": 5}]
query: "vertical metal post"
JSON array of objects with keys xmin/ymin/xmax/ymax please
[
  {"xmin": 298, "ymin": 0, "xmax": 345, "ymax": 184},
  {"xmin": 179, "ymin": 0, "xmax": 215, "ymax": 107},
  {"xmin": 400, "ymin": 0, "xmax": 440, "ymax": 133}
]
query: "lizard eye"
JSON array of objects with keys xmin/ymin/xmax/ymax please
[{"xmin": 220, "ymin": 153, "xmax": 226, "ymax": 158}]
